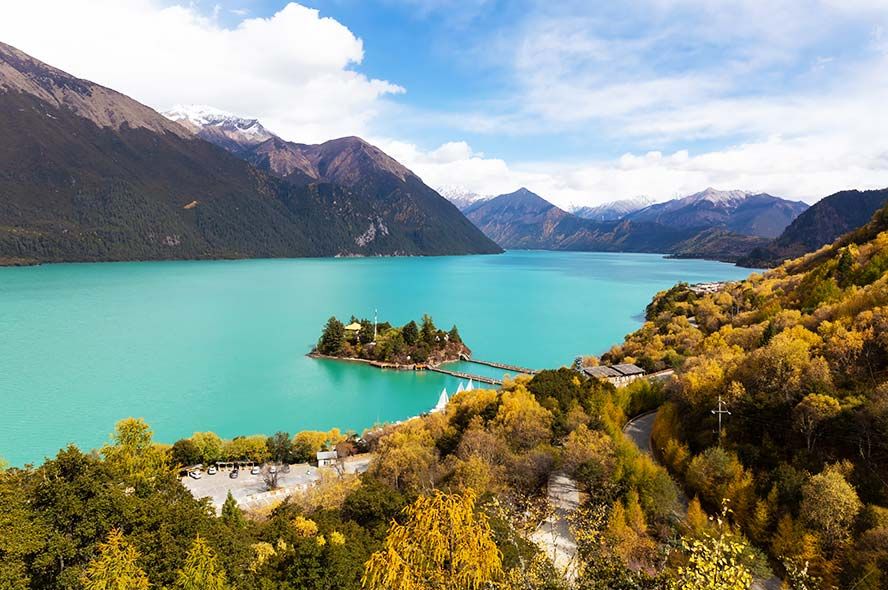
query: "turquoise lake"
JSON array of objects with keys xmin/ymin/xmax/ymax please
[{"xmin": 0, "ymin": 251, "xmax": 751, "ymax": 465}]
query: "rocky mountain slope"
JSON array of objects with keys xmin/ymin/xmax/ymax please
[
  {"xmin": 625, "ymin": 188, "xmax": 808, "ymax": 238},
  {"xmin": 0, "ymin": 43, "xmax": 500, "ymax": 264},
  {"xmin": 164, "ymin": 105, "xmax": 499, "ymax": 257},
  {"xmin": 164, "ymin": 105, "xmax": 274, "ymax": 154},
  {"xmin": 738, "ymin": 188, "xmax": 888, "ymax": 267}
]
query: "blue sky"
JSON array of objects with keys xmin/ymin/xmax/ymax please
[{"xmin": 4, "ymin": 0, "xmax": 888, "ymax": 206}]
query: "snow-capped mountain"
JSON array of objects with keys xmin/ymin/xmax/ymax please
[
  {"xmin": 626, "ymin": 188, "xmax": 808, "ymax": 238},
  {"xmin": 164, "ymin": 104, "xmax": 274, "ymax": 152},
  {"xmin": 437, "ymin": 186, "xmax": 492, "ymax": 212},
  {"xmin": 572, "ymin": 196, "xmax": 655, "ymax": 221}
]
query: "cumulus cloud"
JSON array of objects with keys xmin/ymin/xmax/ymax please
[
  {"xmin": 385, "ymin": 0, "xmax": 888, "ymax": 205},
  {"xmin": 0, "ymin": 0, "xmax": 403, "ymax": 142}
]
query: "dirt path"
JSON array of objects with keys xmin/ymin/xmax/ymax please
[{"xmin": 530, "ymin": 472, "xmax": 581, "ymax": 581}]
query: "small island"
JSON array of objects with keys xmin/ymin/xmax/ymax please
[{"xmin": 310, "ymin": 314, "xmax": 470, "ymax": 367}]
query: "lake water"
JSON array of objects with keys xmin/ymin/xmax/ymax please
[{"xmin": 0, "ymin": 251, "xmax": 751, "ymax": 465}]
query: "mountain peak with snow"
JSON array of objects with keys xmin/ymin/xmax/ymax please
[
  {"xmin": 163, "ymin": 104, "xmax": 274, "ymax": 148},
  {"xmin": 685, "ymin": 187, "xmax": 754, "ymax": 206},
  {"xmin": 573, "ymin": 196, "xmax": 655, "ymax": 221},
  {"xmin": 437, "ymin": 185, "xmax": 491, "ymax": 212}
]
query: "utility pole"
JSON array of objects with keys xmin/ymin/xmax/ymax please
[{"xmin": 711, "ymin": 394, "xmax": 731, "ymax": 446}]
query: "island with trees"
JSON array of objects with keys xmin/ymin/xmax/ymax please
[{"xmin": 311, "ymin": 313, "xmax": 470, "ymax": 367}]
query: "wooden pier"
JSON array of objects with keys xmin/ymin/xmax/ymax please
[
  {"xmin": 426, "ymin": 366, "xmax": 503, "ymax": 386},
  {"xmin": 461, "ymin": 357, "xmax": 538, "ymax": 375}
]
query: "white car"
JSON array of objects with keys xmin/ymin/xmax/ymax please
[
  {"xmin": 207, "ymin": 465, "xmax": 217, "ymax": 475},
  {"xmin": 187, "ymin": 470, "xmax": 202, "ymax": 480},
  {"xmin": 250, "ymin": 466, "xmax": 260, "ymax": 475}
]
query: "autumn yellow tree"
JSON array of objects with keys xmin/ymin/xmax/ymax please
[
  {"xmin": 800, "ymin": 466, "xmax": 862, "ymax": 551},
  {"xmin": 362, "ymin": 489, "xmax": 502, "ymax": 590},
  {"xmin": 492, "ymin": 386, "xmax": 552, "ymax": 451},
  {"xmin": 81, "ymin": 529, "xmax": 150, "ymax": 590},
  {"xmin": 371, "ymin": 418, "xmax": 439, "ymax": 492},
  {"xmin": 669, "ymin": 510, "xmax": 753, "ymax": 590},
  {"xmin": 102, "ymin": 418, "xmax": 169, "ymax": 488},
  {"xmin": 174, "ymin": 535, "xmax": 230, "ymax": 590}
]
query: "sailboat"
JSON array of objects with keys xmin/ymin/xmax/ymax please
[
  {"xmin": 465, "ymin": 379, "xmax": 474, "ymax": 392},
  {"xmin": 456, "ymin": 382, "xmax": 465, "ymax": 394},
  {"xmin": 433, "ymin": 387, "xmax": 449, "ymax": 413}
]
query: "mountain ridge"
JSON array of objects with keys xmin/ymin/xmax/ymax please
[
  {"xmin": 572, "ymin": 196, "xmax": 654, "ymax": 221},
  {"xmin": 626, "ymin": 187, "xmax": 808, "ymax": 238},
  {"xmin": 462, "ymin": 187, "xmax": 767, "ymax": 261},
  {"xmin": 738, "ymin": 188, "xmax": 888, "ymax": 267},
  {"xmin": 0, "ymin": 43, "xmax": 501, "ymax": 264}
]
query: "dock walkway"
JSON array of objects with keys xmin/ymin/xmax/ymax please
[
  {"xmin": 426, "ymin": 366, "xmax": 502, "ymax": 386},
  {"xmin": 461, "ymin": 357, "xmax": 538, "ymax": 375}
]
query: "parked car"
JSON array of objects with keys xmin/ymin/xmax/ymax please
[
  {"xmin": 229, "ymin": 469, "xmax": 239, "ymax": 479},
  {"xmin": 188, "ymin": 470, "xmax": 201, "ymax": 480},
  {"xmin": 250, "ymin": 465, "xmax": 260, "ymax": 475},
  {"xmin": 207, "ymin": 465, "xmax": 217, "ymax": 475}
]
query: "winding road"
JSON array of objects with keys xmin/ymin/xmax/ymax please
[{"xmin": 622, "ymin": 409, "xmax": 780, "ymax": 590}]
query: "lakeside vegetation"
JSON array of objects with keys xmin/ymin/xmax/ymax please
[
  {"xmin": 603, "ymin": 204, "xmax": 888, "ymax": 588},
  {"xmin": 314, "ymin": 314, "xmax": 469, "ymax": 365},
  {"xmin": 1, "ymin": 373, "xmax": 689, "ymax": 590},
  {"xmin": 4, "ymin": 208, "xmax": 888, "ymax": 589}
]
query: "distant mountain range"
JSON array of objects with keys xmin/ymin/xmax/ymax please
[
  {"xmin": 625, "ymin": 188, "xmax": 808, "ymax": 239},
  {"xmin": 463, "ymin": 187, "xmax": 802, "ymax": 262},
  {"xmin": 572, "ymin": 196, "xmax": 654, "ymax": 221},
  {"xmin": 0, "ymin": 43, "xmax": 499, "ymax": 265},
  {"xmin": 738, "ymin": 188, "xmax": 888, "ymax": 267}
]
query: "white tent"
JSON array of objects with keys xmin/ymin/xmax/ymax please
[{"xmin": 433, "ymin": 388, "xmax": 449, "ymax": 413}]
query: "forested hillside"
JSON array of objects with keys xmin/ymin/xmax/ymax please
[
  {"xmin": 739, "ymin": 188, "xmax": 888, "ymax": 267},
  {"xmin": 0, "ymin": 42, "xmax": 500, "ymax": 265},
  {"xmin": 605, "ymin": 204, "xmax": 888, "ymax": 588}
]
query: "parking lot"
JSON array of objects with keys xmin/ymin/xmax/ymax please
[{"xmin": 181, "ymin": 454, "xmax": 374, "ymax": 513}]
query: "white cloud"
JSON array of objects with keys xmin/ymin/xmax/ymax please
[
  {"xmin": 386, "ymin": 133, "xmax": 888, "ymax": 210},
  {"xmin": 383, "ymin": 1, "xmax": 888, "ymax": 205},
  {"xmin": 0, "ymin": 0, "xmax": 403, "ymax": 142}
]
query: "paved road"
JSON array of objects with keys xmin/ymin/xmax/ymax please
[
  {"xmin": 530, "ymin": 473, "xmax": 581, "ymax": 581},
  {"xmin": 622, "ymin": 411, "xmax": 780, "ymax": 590},
  {"xmin": 623, "ymin": 410, "xmax": 657, "ymax": 455}
]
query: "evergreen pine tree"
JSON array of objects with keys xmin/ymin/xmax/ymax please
[
  {"xmin": 221, "ymin": 491, "xmax": 245, "ymax": 528},
  {"xmin": 318, "ymin": 317, "xmax": 345, "ymax": 355},
  {"xmin": 402, "ymin": 320, "xmax": 419, "ymax": 346}
]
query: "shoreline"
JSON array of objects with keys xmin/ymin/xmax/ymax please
[{"xmin": 306, "ymin": 351, "xmax": 464, "ymax": 372}]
